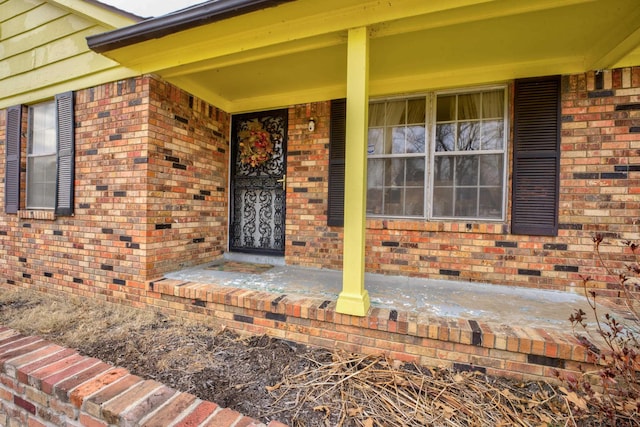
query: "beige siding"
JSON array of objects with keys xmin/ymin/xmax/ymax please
[{"xmin": 0, "ymin": 0, "xmax": 136, "ymax": 107}]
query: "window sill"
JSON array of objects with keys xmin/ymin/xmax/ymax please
[
  {"xmin": 366, "ymin": 218, "xmax": 506, "ymax": 234},
  {"xmin": 18, "ymin": 210, "xmax": 56, "ymax": 221}
]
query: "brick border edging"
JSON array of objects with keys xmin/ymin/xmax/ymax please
[
  {"xmin": 0, "ymin": 327, "xmax": 287, "ymax": 427},
  {"xmin": 149, "ymin": 278, "xmax": 599, "ymax": 381}
]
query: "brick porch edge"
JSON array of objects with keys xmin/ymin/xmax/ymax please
[
  {"xmin": 148, "ymin": 278, "xmax": 600, "ymax": 382},
  {"xmin": 0, "ymin": 327, "xmax": 287, "ymax": 427}
]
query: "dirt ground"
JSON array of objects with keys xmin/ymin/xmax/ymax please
[{"xmin": 0, "ymin": 287, "xmax": 619, "ymax": 426}]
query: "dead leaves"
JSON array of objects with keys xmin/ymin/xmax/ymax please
[
  {"xmin": 559, "ymin": 386, "xmax": 589, "ymax": 412},
  {"xmin": 265, "ymin": 351, "xmax": 573, "ymax": 426}
]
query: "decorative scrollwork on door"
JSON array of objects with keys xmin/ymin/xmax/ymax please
[{"xmin": 230, "ymin": 110, "xmax": 287, "ymax": 254}]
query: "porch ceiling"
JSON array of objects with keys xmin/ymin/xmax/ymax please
[{"xmin": 90, "ymin": 0, "xmax": 640, "ymax": 113}]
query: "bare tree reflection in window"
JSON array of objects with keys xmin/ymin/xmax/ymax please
[{"xmin": 433, "ymin": 89, "xmax": 505, "ymax": 219}]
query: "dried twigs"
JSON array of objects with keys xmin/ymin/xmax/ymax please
[{"xmin": 267, "ymin": 351, "xmax": 569, "ymax": 426}]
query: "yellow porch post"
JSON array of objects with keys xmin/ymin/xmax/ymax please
[{"xmin": 336, "ymin": 26, "xmax": 371, "ymax": 316}]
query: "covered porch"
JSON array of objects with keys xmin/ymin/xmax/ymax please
[{"xmin": 87, "ymin": 0, "xmax": 640, "ymax": 317}]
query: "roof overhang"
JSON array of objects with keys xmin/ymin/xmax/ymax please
[{"xmin": 87, "ymin": 0, "xmax": 640, "ymax": 113}]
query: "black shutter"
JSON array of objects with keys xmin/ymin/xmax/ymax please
[
  {"xmin": 511, "ymin": 76, "xmax": 561, "ymax": 236},
  {"xmin": 5, "ymin": 105, "xmax": 22, "ymax": 214},
  {"xmin": 328, "ymin": 99, "xmax": 346, "ymax": 227},
  {"xmin": 55, "ymin": 91, "xmax": 75, "ymax": 216}
]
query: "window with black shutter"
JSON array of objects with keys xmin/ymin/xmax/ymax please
[
  {"xmin": 5, "ymin": 106, "xmax": 22, "ymax": 214},
  {"xmin": 328, "ymin": 98, "xmax": 346, "ymax": 226},
  {"xmin": 3, "ymin": 91, "xmax": 75, "ymax": 216},
  {"xmin": 55, "ymin": 91, "xmax": 75, "ymax": 216},
  {"xmin": 511, "ymin": 76, "xmax": 561, "ymax": 236}
]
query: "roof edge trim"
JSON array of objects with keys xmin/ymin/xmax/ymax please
[{"xmin": 87, "ymin": 0, "xmax": 296, "ymax": 53}]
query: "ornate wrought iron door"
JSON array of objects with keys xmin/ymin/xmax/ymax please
[{"xmin": 229, "ymin": 109, "xmax": 287, "ymax": 255}]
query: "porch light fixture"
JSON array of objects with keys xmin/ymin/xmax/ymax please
[{"xmin": 308, "ymin": 117, "xmax": 315, "ymax": 132}]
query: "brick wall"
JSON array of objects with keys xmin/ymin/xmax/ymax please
[
  {"xmin": 145, "ymin": 78, "xmax": 229, "ymax": 280},
  {"xmin": 0, "ymin": 76, "xmax": 228, "ymax": 303},
  {"xmin": 283, "ymin": 67, "xmax": 640, "ymax": 293},
  {"xmin": 284, "ymin": 102, "xmax": 344, "ymax": 270}
]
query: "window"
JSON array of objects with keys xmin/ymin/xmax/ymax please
[
  {"xmin": 27, "ymin": 101, "xmax": 57, "ymax": 209},
  {"xmin": 4, "ymin": 92, "xmax": 75, "ymax": 215},
  {"xmin": 367, "ymin": 98, "xmax": 426, "ymax": 217},
  {"xmin": 432, "ymin": 90, "xmax": 505, "ymax": 219},
  {"xmin": 328, "ymin": 79, "xmax": 559, "ymax": 231},
  {"xmin": 366, "ymin": 88, "xmax": 507, "ymax": 220}
]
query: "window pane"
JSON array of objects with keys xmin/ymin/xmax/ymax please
[
  {"xmin": 455, "ymin": 156, "xmax": 478, "ymax": 186},
  {"xmin": 436, "ymin": 95, "xmax": 455, "ymax": 121},
  {"xmin": 455, "ymin": 187, "xmax": 477, "ymax": 217},
  {"xmin": 436, "ymin": 124, "xmax": 455, "ymax": 152},
  {"xmin": 367, "ymin": 159, "xmax": 384, "ymax": 188},
  {"xmin": 406, "ymin": 157, "xmax": 425, "ymax": 186},
  {"xmin": 405, "ymin": 188, "xmax": 424, "ymax": 216},
  {"xmin": 384, "ymin": 188, "xmax": 404, "ymax": 216},
  {"xmin": 406, "ymin": 126, "xmax": 425, "ymax": 153},
  {"xmin": 29, "ymin": 102, "xmax": 56, "ymax": 155},
  {"xmin": 367, "ymin": 188, "xmax": 383, "ymax": 214},
  {"xmin": 433, "ymin": 187, "xmax": 453, "ymax": 217},
  {"xmin": 384, "ymin": 158, "xmax": 405, "ymax": 186},
  {"xmin": 392, "ymin": 127, "xmax": 406, "ymax": 154},
  {"xmin": 407, "ymin": 99, "xmax": 426, "ymax": 124},
  {"xmin": 367, "ymin": 159, "xmax": 384, "ymax": 214},
  {"xmin": 434, "ymin": 156, "xmax": 454, "ymax": 186},
  {"xmin": 482, "ymin": 90, "xmax": 504, "ymax": 119},
  {"xmin": 384, "ymin": 127, "xmax": 394, "ymax": 154},
  {"xmin": 458, "ymin": 93, "xmax": 480, "ymax": 120},
  {"xmin": 386, "ymin": 100, "xmax": 405, "ymax": 125},
  {"xmin": 369, "ymin": 103, "xmax": 385, "ymax": 126},
  {"xmin": 368, "ymin": 128, "xmax": 384, "ymax": 154},
  {"xmin": 479, "ymin": 154, "xmax": 503, "ymax": 186},
  {"xmin": 27, "ymin": 155, "xmax": 56, "ymax": 208},
  {"xmin": 481, "ymin": 120, "xmax": 504, "ymax": 150},
  {"xmin": 457, "ymin": 122, "xmax": 480, "ymax": 150},
  {"xmin": 479, "ymin": 188, "xmax": 503, "ymax": 218}
]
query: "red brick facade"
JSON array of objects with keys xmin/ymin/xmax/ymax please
[
  {"xmin": 1, "ymin": 68, "xmax": 639, "ymax": 303},
  {"xmin": 284, "ymin": 67, "xmax": 640, "ymax": 294},
  {"xmin": 0, "ymin": 76, "xmax": 229, "ymax": 303}
]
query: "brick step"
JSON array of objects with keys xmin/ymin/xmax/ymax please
[{"xmin": 0, "ymin": 326, "xmax": 287, "ymax": 427}]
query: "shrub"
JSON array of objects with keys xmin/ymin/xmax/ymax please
[{"xmin": 565, "ymin": 234, "xmax": 640, "ymax": 424}]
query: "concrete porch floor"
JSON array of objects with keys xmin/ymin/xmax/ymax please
[{"xmin": 164, "ymin": 253, "xmax": 598, "ymax": 331}]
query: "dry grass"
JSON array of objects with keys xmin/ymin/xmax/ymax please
[
  {"xmin": 0, "ymin": 288, "xmax": 160, "ymax": 345},
  {"xmin": 0, "ymin": 287, "xmax": 227, "ymax": 384}
]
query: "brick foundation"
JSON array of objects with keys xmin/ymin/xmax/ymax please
[{"xmin": 147, "ymin": 277, "xmax": 595, "ymax": 383}]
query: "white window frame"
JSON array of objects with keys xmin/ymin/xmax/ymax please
[
  {"xmin": 367, "ymin": 95, "xmax": 428, "ymax": 218},
  {"xmin": 26, "ymin": 101, "xmax": 57, "ymax": 210},
  {"xmin": 367, "ymin": 85, "xmax": 508, "ymax": 222}
]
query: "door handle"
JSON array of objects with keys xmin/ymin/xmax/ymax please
[{"xmin": 276, "ymin": 174, "xmax": 286, "ymax": 190}]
